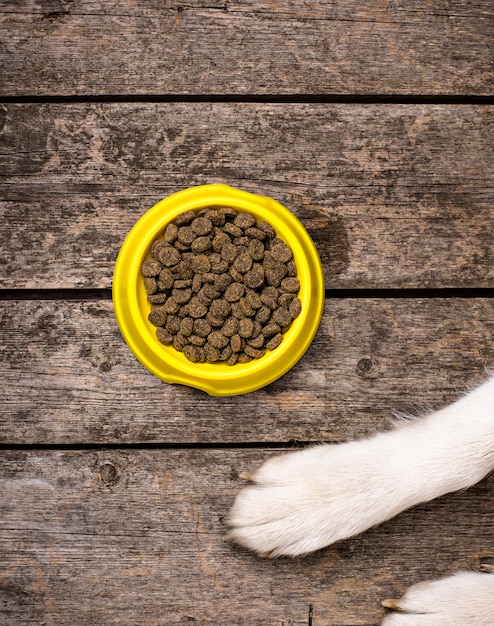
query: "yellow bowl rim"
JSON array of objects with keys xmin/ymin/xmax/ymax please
[{"xmin": 112, "ymin": 184, "xmax": 324, "ymax": 396}]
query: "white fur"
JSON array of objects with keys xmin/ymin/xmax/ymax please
[
  {"xmin": 381, "ymin": 571, "xmax": 494, "ymax": 626},
  {"xmin": 227, "ymin": 377, "xmax": 494, "ymax": 621}
]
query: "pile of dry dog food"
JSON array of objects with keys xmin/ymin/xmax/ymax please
[{"xmin": 141, "ymin": 206, "xmax": 301, "ymax": 364}]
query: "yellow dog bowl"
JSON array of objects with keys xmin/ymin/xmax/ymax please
[{"xmin": 112, "ymin": 185, "xmax": 324, "ymax": 396}]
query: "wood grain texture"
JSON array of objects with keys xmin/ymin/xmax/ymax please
[
  {"xmin": 1, "ymin": 449, "xmax": 493, "ymax": 626},
  {"xmin": 1, "ymin": 103, "xmax": 493, "ymax": 289},
  {"xmin": 1, "ymin": 1, "xmax": 492, "ymax": 96},
  {"xmin": 1, "ymin": 298, "xmax": 493, "ymax": 445}
]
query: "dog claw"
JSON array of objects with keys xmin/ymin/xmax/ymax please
[
  {"xmin": 381, "ymin": 598, "xmax": 402, "ymax": 610},
  {"xmin": 239, "ymin": 470, "xmax": 257, "ymax": 481},
  {"xmin": 480, "ymin": 564, "xmax": 494, "ymax": 573}
]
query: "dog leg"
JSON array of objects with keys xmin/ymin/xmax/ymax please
[{"xmin": 226, "ymin": 378, "xmax": 494, "ymax": 557}]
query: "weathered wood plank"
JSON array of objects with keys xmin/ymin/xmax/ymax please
[
  {"xmin": 0, "ymin": 449, "xmax": 492, "ymax": 626},
  {"xmin": 1, "ymin": 1, "xmax": 492, "ymax": 96},
  {"xmin": 1, "ymin": 298, "xmax": 492, "ymax": 444},
  {"xmin": 1, "ymin": 103, "xmax": 493, "ymax": 289}
]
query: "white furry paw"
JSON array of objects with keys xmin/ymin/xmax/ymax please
[
  {"xmin": 381, "ymin": 570, "xmax": 494, "ymax": 626},
  {"xmin": 226, "ymin": 441, "xmax": 409, "ymax": 557}
]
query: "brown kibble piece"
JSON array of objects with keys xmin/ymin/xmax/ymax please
[
  {"xmin": 144, "ymin": 277, "xmax": 158, "ymax": 294},
  {"xmin": 192, "ymin": 274, "xmax": 202, "ymax": 293},
  {"xmin": 286, "ymin": 260, "xmax": 297, "ymax": 276},
  {"xmin": 210, "ymin": 255, "xmax": 229, "ymax": 273},
  {"xmin": 188, "ymin": 297, "xmax": 208, "ymax": 319},
  {"xmin": 174, "ymin": 279, "xmax": 192, "ymax": 289},
  {"xmin": 255, "ymin": 305, "xmax": 271, "ymax": 324},
  {"xmin": 148, "ymin": 293, "xmax": 168, "ymax": 304},
  {"xmin": 234, "ymin": 212, "xmax": 257, "ymax": 230},
  {"xmin": 230, "ymin": 333, "xmax": 243, "ymax": 352},
  {"xmin": 210, "ymin": 299, "xmax": 231, "ymax": 319},
  {"xmin": 258, "ymin": 221, "xmax": 276, "ymax": 238},
  {"xmin": 180, "ymin": 317, "xmax": 194, "ymax": 337},
  {"xmin": 233, "ymin": 253, "xmax": 253, "ymax": 273},
  {"xmin": 191, "ymin": 236, "xmax": 212, "ymax": 253},
  {"xmin": 164, "ymin": 297, "xmax": 180, "ymax": 314},
  {"xmin": 174, "ymin": 260, "xmax": 194, "ymax": 280},
  {"xmin": 265, "ymin": 263, "xmax": 287, "ymax": 287},
  {"xmin": 191, "ymin": 217, "xmax": 213, "ymax": 236},
  {"xmin": 204, "ymin": 344, "xmax": 220, "ymax": 363},
  {"xmin": 156, "ymin": 327, "xmax": 173, "ymax": 345},
  {"xmin": 164, "ymin": 223, "xmax": 178, "ymax": 243},
  {"xmin": 245, "ymin": 227, "xmax": 266, "ymax": 241},
  {"xmin": 208, "ymin": 330, "xmax": 229, "ymax": 349},
  {"xmin": 177, "ymin": 226, "xmax": 195, "ymax": 246},
  {"xmin": 238, "ymin": 317, "xmax": 255, "ymax": 338},
  {"xmin": 174, "ymin": 210, "xmax": 196, "ymax": 226},
  {"xmin": 220, "ymin": 242, "xmax": 238, "ymax": 263},
  {"xmin": 239, "ymin": 297, "xmax": 256, "ymax": 317},
  {"xmin": 289, "ymin": 298, "xmax": 302, "ymax": 319},
  {"xmin": 183, "ymin": 345, "xmax": 202, "ymax": 363},
  {"xmin": 263, "ymin": 323, "xmax": 281, "ymax": 338},
  {"xmin": 197, "ymin": 284, "xmax": 218, "ymax": 305},
  {"xmin": 189, "ymin": 334, "xmax": 206, "ymax": 346},
  {"xmin": 266, "ymin": 333, "xmax": 283, "ymax": 350},
  {"xmin": 220, "ymin": 345, "xmax": 233, "ymax": 361},
  {"xmin": 141, "ymin": 258, "xmax": 162, "ymax": 277},
  {"xmin": 245, "ymin": 290, "xmax": 262, "ymax": 309},
  {"xmin": 260, "ymin": 293, "xmax": 277, "ymax": 310},
  {"xmin": 212, "ymin": 231, "xmax": 231, "ymax": 252},
  {"xmin": 229, "ymin": 266, "xmax": 243, "ymax": 282},
  {"xmin": 205, "ymin": 209, "xmax": 226, "ymax": 226},
  {"xmin": 206, "ymin": 311, "xmax": 225, "ymax": 328},
  {"xmin": 190, "ymin": 254, "xmax": 211, "ymax": 274},
  {"xmin": 278, "ymin": 292, "xmax": 296, "ymax": 308},
  {"xmin": 193, "ymin": 318, "xmax": 211, "ymax": 337},
  {"xmin": 248, "ymin": 239, "xmax": 265, "ymax": 260},
  {"xmin": 148, "ymin": 305, "xmax": 167, "ymax": 327},
  {"xmin": 237, "ymin": 352, "xmax": 253, "ymax": 364},
  {"xmin": 224, "ymin": 282, "xmax": 245, "ymax": 302},
  {"xmin": 247, "ymin": 333, "xmax": 265, "ymax": 349},
  {"xmin": 158, "ymin": 245, "xmax": 181, "ymax": 267},
  {"xmin": 221, "ymin": 316, "xmax": 239, "ymax": 337},
  {"xmin": 270, "ymin": 238, "xmax": 293, "ymax": 263},
  {"xmin": 280, "ymin": 277, "xmax": 300, "ymax": 293},
  {"xmin": 158, "ymin": 268, "xmax": 174, "ymax": 290},
  {"xmin": 151, "ymin": 239, "xmax": 167, "ymax": 257},
  {"xmin": 214, "ymin": 273, "xmax": 233, "ymax": 292},
  {"xmin": 165, "ymin": 315, "xmax": 181, "ymax": 334},
  {"xmin": 220, "ymin": 207, "xmax": 238, "ymax": 219},
  {"xmin": 271, "ymin": 307, "xmax": 292, "ymax": 327},
  {"xmin": 223, "ymin": 222, "xmax": 243, "ymax": 238},
  {"xmin": 172, "ymin": 288, "xmax": 192, "ymax": 304},
  {"xmin": 243, "ymin": 266, "xmax": 264, "ymax": 289},
  {"xmin": 244, "ymin": 345, "xmax": 266, "ymax": 359}
]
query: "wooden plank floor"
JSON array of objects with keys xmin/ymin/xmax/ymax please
[{"xmin": 1, "ymin": 2, "xmax": 493, "ymax": 625}]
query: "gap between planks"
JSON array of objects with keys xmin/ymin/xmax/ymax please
[
  {"xmin": 2, "ymin": 288, "xmax": 494, "ymax": 301},
  {"xmin": 1, "ymin": 95, "xmax": 494, "ymax": 105}
]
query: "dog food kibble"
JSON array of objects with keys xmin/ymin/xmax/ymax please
[{"xmin": 141, "ymin": 207, "xmax": 302, "ymax": 364}]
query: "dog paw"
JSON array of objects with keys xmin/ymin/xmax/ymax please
[
  {"xmin": 381, "ymin": 571, "xmax": 494, "ymax": 625},
  {"xmin": 226, "ymin": 441, "xmax": 406, "ymax": 557}
]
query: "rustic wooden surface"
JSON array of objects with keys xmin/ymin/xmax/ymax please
[
  {"xmin": 1, "ymin": 1, "xmax": 492, "ymax": 96},
  {"xmin": 1, "ymin": 449, "xmax": 493, "ymax": 626},
  {"xmin": 1, "ymin": 1, "xmax": 493, "ymax": 625},
  {"xmin": 1, "ymin": 103, "xmax": 493, "ymax": 289},
  {"xmin": 1, "ymin": 298, "xmax": 493, "ymax": 445}
]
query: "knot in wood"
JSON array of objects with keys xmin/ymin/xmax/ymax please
[
  {"xmin": 99, "ymin": 462, "xmax": 118, "ymax": 486},
  {"xmin": 356, "ymin": 356, "xmax": 374, "ymax": 377}
]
